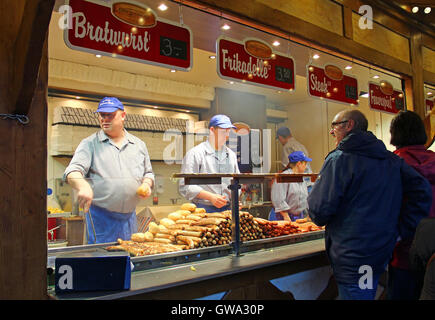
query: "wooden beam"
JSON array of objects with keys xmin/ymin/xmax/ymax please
[
  {"xmin": 12, "ymin": 0, "xmax": 55, "ymax": 115},
  {"xmin": 0, "ymin": 0, "xmax": 51, "ymax": 299},
  {"xmin": 343, "ymin": 6, "xmax": 354, "ymax": 40},
  {"xmin": 424, "ymin": 70, "xmax": 435, "ymax": 86},
  {"xmin": 183, "ymin": 0, "xmax": 412, "ymax": 77},
  {"xmin": 410, "ymin": 30, "xmax": 426, "ymax": 119}
]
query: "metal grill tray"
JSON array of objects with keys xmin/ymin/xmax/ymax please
[{"xmin": 47, "ymin": 230, "xmax": 324, "ymax": 271}]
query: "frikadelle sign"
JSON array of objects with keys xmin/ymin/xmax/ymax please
[
  {"xmin": 369, "ymin": 81, "xmax": 405, "ymax": 114},
  {"xmin": 217, "ymin": 36, "xmax": 296, "ymax": 91},
  {"xmin": 63, "ymin": 0, "xmax": 193, "ymax": 71}
]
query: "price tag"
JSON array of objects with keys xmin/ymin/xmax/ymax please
[{"xmin": 160, "ymin": 36, "xmax": 188, "ymax": 60}]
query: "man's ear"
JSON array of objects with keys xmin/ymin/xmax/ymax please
[
  {"xmin": 347, "ymin": 119, "xmax": 355, "ymax": 131},
  {"xmin": 120, "ymin": 111, "xmax": 126, "ymax": 120}
]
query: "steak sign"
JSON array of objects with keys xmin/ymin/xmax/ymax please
[
  {"xmin": 64, "ymin": 0, "xmax": 192, "ymax": 70},
  {"xmin": 217, "ymin": 37, "xmax": 295, "ymax": 91},
  {"xmin": 307, "ymin": 64, "xmax": 359, "ymax": 105}
]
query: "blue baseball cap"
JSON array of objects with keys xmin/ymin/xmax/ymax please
[
  {"xmin": 209, "ymin": 114, "xmax": 236, "ymax": 129},
  {"xmin": 95, "ymin": 97, "xmax": 124, "ymax": 113},
  {"xmin": 276, "ymin": 126, "xmax": 291, "ymax": 139},
  {"xmin": 288, "ymin": 151, "xmax": 312, "ymax": 163}
]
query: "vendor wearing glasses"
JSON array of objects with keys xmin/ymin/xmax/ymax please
[{"xmin": 269, "ymin": 151, "xmax": 312, "ymax": 221}]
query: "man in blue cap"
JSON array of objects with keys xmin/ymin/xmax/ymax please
[
  {"xmin": 64, "ymin": 97, "xmax": 154, "ymax": 244},
  {"xmin": 179, "ymin": 114, "xmax": 240, "ymax": 212},
  {"xmin": 270, "ymin": 151, "xmax": 312, "ymax": 221}
]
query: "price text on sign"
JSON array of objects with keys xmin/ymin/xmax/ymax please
[
  {"xmin": 65, "ymin": 0, "xmax": 192, "ymax": 70},
  {"xmin": 369, "ymin": 82, "xmax": 405, "ymax": 114},
  {"xmin": 217, "ymin": 37, "xmax": 295, "ymax": 91},
  {"xmin": 307, "ymin": 64, "xmax": 359, "ymax": 105}
]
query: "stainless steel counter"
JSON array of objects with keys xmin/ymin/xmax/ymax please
[{"xmin": 51, "ymin": 237, "xmax": 327, "ymax": 300}]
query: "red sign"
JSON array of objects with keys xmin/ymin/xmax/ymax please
[
  {"xmin": 369, "ymin": 81, "xmax": 405, "ymax": 114},
  {"xmin": 307, "ymin": 64, "xmax": 359, "ymax": 105},
  {"xmin": 426, "ymin": 99, "xmax": 434, "ymax": 114},
  {"xmin": 64, "ymin": 0, "xmax": 192, "ymax": 71},
  {"xmin": 217, "ymin": 37, "xmax": 295, "ymax": 91}
]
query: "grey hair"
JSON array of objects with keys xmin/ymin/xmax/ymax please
[{"xmin": 342, "ymin": 110, "xmax": 368, "ymax": 131}]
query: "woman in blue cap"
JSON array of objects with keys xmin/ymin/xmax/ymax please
[
  {"xmin": 179, "ymin": 114, "xmax": 240, "ymax": 212},
  {"xmin": 269, "ymin": 151, "xmax": 312, "ymax": 221}
]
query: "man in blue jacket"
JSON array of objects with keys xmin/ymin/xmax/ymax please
[{"xmin": 308, "ymin": 109, "xmax": 432, "ymax": 300}]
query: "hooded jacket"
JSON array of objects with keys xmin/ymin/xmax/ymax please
[
  {"xmin": 390, "ymin": 145, "xmax": 435, "ymax": 269},
  {"xmin": 409, "ymin": 218, "xmax": 435, "ymax": 300},
  {"xmin": 394, "ymin": 145, "xmax": 435, "ymax": 218},
  {"xmin": 308, "ymin": 131, "xmax": 432, "ymax": 284}
]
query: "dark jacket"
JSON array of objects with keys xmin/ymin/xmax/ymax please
[
  {"xmin": 307, "ymin": 131, "xmax": 432, "ymax": 284},
  {"xmin": 391, "ymin": 145, "xmax": 435, "ymax": 269},
  {"xmin": 409, "ymin": 218, "xmax": 435, "ymax": 300},
  {"xmin": 394, "ymin": 145, "xmax": 435, "ymax": 218}
]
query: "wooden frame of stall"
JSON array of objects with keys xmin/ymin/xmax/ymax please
[{"xmin": 0, "ymin": 0, "xmax": 434, "ymax": 299}]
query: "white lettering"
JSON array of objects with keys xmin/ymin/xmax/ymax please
[
  {"xmin": 310, "ymin": 73, "xmax": 328, "ymax": 93},
  {"xmin": 71, "ymin": 12, "xmax": 151, "ymax": 53},
  {"xmin": 58, "ymin": 265, "xmax": 73, "ymax": 290},
  {"xmin": 221, "ymin": 49, "xmax": 270, "ymax": 79},
  {"xmin": 171, "ymin": 304, "xmax": 205, "ymax": 317},
  {"xmin": 370, "ymin": 90, "xmax": 393, "ymax": 109},
  {"xmin": 358, "ymin": 5, "xmax": 373, "ymax": 30},
  {"xmin": 163, "ymin": 130, "xmax": 183, "ymax": 165},
  {"xmin": 58, "ymin": 5, "xmax": 73, "ymax": 30},
  {"xmin": 358, "ymin": 265, "xmax": 373, "ymax": 289}
]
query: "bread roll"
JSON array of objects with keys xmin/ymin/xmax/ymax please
[
  {"xmin": 194, "ymin": 208, "xmax": 206, "ymax": 213},
  {"xmin": 131, "ymin": 233, "xmax": 147, "ymax": 242},
  {"xmin": 176, "ymin": 210, "xmax": 192, "ymax": 217},
  {"xmin": 180, "ymin": 203, "xmax": 197, "ymax": 212},
  {"xmin": 168, "ymin": 212, "xmax": 183, "ymax": 221},
  {"xmin": 148, "ymin": 222, "xmax": 159, "ymax": 234},
  {"xmin": 160, "ymin": 218, "xmax": 176, "ymax": 227}
]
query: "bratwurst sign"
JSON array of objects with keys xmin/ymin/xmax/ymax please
[
  {"xmin": 64, "ymin": 0, "xmax": 192, "ymax": 71},
  {"xmin": 217, "ymin": 36, "xmax": 295, "ymax": 91}
]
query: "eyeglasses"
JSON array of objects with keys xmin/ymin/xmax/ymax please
[
  {"xmin": 330, "ymin": 120, "xmax": 349, "ymax": 129},
  {"xmin": 98, "ymin": 113, "xmax": 116, "ymax": 120}
]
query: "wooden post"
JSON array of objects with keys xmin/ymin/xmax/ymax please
[{"xmin": 0, "ymin": 0, "xmax": 54, "ymax": 299}]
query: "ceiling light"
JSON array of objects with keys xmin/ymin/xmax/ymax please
[
  {"xmin": 170, "ymin": 69, "xmax": 176, "ymax": 73},
  {"xmin": 209, "ymin": 55, "xmax": 216, "ymax": 59},
  {"xmin": 158, "ymin": 4, "xmax": 168, "ymax": 11},
  {"xmin": 272, "ymin": 41, "xmax": 280, "ymax": 46},
  {"xmin": 412, "ymin": 6, "xmax": 419, "ymax": 13},
  {"xmin": 221, "ymin": 24, "xmax": 230, "ymax": 30},
  {"xmin": 95, "ymin": 54, "xmax": 102, "ymax": 58},
  {"xmin": 372, "ymin": 75, "xmax": 380, "ymax": 79},
  {"xmin": 424, "ymin": 7, "xmax": 431, "ymax": 14},
  {"xmin": 313, "ymin": 54, "xmax": 320, "ymax": 59},
  {"xmin": 428, "ymin": 92, "xmax": 433, "ymax": 96},
  {"xmin": 359, "ymin": 91, "xmax": 369, "ymax": 98},
  {"xmin": 229, "ymin": 81, "xmax": 234, "ymax": 84},
  {"xmin": 153, "ymin": 106, "xmax": 158, "ymax": 109},
  {"xmin": 75, "ymin": 96, "xmax": 81, "ymax": 99},
  {"xmin": 345, "ymin": 65, "xmax": 352, "ymax": 70}
]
